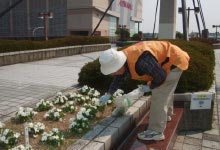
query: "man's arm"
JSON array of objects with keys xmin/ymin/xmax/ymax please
[
  {"xmin": 108, "ymin": 63, "xmax": 130, "ymax": 94},
  {"xmin": 135, "ymin": 52, "xmax": 166, "ymax": 89}
]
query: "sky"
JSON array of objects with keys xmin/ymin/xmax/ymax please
[{"xmin": 141, "ymin": 0, "xmax": 220, "ymax": 33}]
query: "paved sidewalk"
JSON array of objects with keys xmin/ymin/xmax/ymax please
[
  {"xmin": 172, "ymin": 49, "xmax": 220, "ymax": 150},
  {"xmin": 0, "ymin": 51, "xmax": 102, "ymax": 121}
]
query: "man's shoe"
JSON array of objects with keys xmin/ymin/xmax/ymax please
[{"xmin": 137, "ymin": 130, "xmax": 165, "ymax": 141}]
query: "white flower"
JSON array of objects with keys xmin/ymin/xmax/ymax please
[
  {"xmin": 52, "ymin": 128, "xmax": 59, "ymax": 133},
  {"xmin": 57, "ymin": 92, "xmax": 62, "ymax": 96},
  {"xmin": 113, "ymin": 89, "xmax": 124, "ymax": 97},
  {"xmin": 0, "ymin": 128, "xmax": 20, "ymax": 147},
  {"xmin": 44, "ymin": 113, "xmax": 49, "ymax": 118},
  {"xmin": 92, "ymin": 98, "xmax": 100, "ymax": 106},
  {"xmin": 18, "ymin": 107, "xmax": 24, "ymax": 112},
  {"xmin": 41, "ymin": 129, "xmax": 64, "ymax": 146},
  {"xmin": 9, "ymin": 144, "xmax": 30, "ymax": 150},
  {"xmin": 57, "ymin": 109, "xmax": 62, "ymax": 112},
  {"xmin": 32, "ymin": 111, "xmax": 38, "ymax": 115},
  {"xmin": 107, "ymin": 100, "xmax": 112, "ymax": 104},
  {"xmin": 80, "ymin": 107, "xmax": 86, "ymax": 113},
  {"xmin": 3, "ymin": 129, "xmax": 9, "ymax": 135},
  {"xmin": 70, "ymin": 121, "xmax": 77, "ymax": 128},
  {"xmin": 80, "ymin": 85, "xmax": 89, "ymax": 93},
  {"xmin": 53, "ymin": 135, "xmax": 59, "ymax": 140},
  {"xmin": 76, "ymin": 114, "xmax": 84, "ymax": 120},
  {"xmin": 0, "ymin": 136, "xmax": 6, "ymax": 142},
  {"xmin": 93, "ymin": 90, "xmax": 100, "ymax": 97},
  {"xmin": 36, "ymin": 102, "xmax": 41, "ymax": 108},
  {"xmin": 40, "ymin": 99, "xmax": 44, "ymax": 103},
  {"xmin": 41, "ymin": 134, "xmax": 48, "ymax": 141},
  {"xmin": 28, "ymin": 122, "xmax": 45, "ymax": 135},
  {"xmin": 85, "ymin": 111, "xmax": 90, "ymax": 116},
  {"xmin": 37, "ymin": 122, "xmax": 45, "ymax": 130},
  {"xmin": 69, "ymin": 101, "xmax": 74, "ymax": 105},
  {"xmin": 10, "ymin": 145, "xmax": 24, "ymax": 150},
  {"xmin": 54, "ymin": 112, "xmax": 60, "ymax": 117},
  {"xmin": 4, "ymin": 139, "xmax": 9, "ymax": 144},
  {"xmin": 14, "ymin": 132, "xmax": 20, "ymax": 138},
  {"xmin": 26, "ymin": 107, "xmax": 33, "ymax": 112}
]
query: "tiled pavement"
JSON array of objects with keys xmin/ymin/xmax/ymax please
[
  {"xmin": 172, "ymin": 49, "xmax": 220, "ymax": 150},
  {"xmin": 0, "ymin": 51, "xmax": 102, "ymax": 122}
]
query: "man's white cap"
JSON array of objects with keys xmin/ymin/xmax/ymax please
[{"xmin": 99, "ymin": 48, "xmax": 127, "ymax": 75}]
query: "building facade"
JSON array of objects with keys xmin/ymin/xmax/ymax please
[
  {"xmin": 0, "ymin": 0, "xmax": 142, "ymax": 39},
  {"xmin": 67, "ymin": 0, "xmax": 143, "ymax": 40},
  {"xmin": 0, "ymin": 0, "xmax": 67, "ymax": 38}
]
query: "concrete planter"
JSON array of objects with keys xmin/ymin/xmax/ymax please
[{"xmin": 174, "ymin": 91, "xmax": 215, "ymax": 131}]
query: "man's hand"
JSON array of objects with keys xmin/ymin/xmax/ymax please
[
  {"xmin": 99, "ymin": 93, "xmax": 111, "ymax": 105},
  {"xmin": 138, "ymin": 85, "xmax": 151, "ymax": 93}
]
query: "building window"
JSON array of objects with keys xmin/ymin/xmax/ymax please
[
  {"xmin": 109, "ymin": 16, "xmax": 117, "ymax": 36},
  {"xmin": 130, "ymin": 21, "xmax": 135, "ymax": 36}
]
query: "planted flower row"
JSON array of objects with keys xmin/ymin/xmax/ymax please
[{"xmin": 1, "ymin": 85, "xmax": 124, "ymax": 149}]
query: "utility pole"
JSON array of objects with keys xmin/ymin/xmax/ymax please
[{"xmin": 181, "ymin": 0, "xmax": 189, "ymax": 41}]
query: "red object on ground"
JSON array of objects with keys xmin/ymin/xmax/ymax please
[{"xmin": 117, "ymin": 104, "xmax": 184, "ymax": 150}]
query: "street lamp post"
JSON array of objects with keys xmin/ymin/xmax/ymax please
[
  {"xmin": 178, "ymin": 6, "xmax": 200, "ymax": 37},
  {"xmin": 186, "ymin": 7, "xmax": 200, "ymax": 32},
  {"xmin": 212, "ymin": 25, "xmax": 220, "ymax": 41},
  {"xmin": 38, "ymin": 12, "xmax": 53, "ymax": 41},
  {"xmin": 178, "ymin": 0, "xmax": 188, "ymax": 41}
]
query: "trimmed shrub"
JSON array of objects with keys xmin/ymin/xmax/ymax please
[
  {"xmin": 169, "ymin": 40, "xmax": 214, "ymax": 93},
  {"xmin": 0, "ymin": 36, "xmax": 109, "ymax": 53},
  {"xmin": 78, "ymin": 40, "xmax": 215, "ymax": 94}
]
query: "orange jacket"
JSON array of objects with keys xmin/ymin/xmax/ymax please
[{"xmin": 123, "ymin": 41, "xmax": 190, "ymax": 81}]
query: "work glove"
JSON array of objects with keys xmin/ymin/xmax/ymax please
[
  {"xmin": 138, "ymin": 85, "xmax": 151, "ymax": 93},
  {"xmin": 99, "ymin": 93, "xmax": 111, "ymax": 105}
]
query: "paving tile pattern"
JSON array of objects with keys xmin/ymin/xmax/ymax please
[{"xmin": 0, "ymin": 52, "xmax": 101, "ymax": 121}]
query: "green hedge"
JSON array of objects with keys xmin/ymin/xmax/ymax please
[
  {"xmin": 78, "ymin": 40, "xmax": 215, "ymax": 94},
  {"xmin": 0, "ymin": 36, "xmax": 109, "ymax": 53}
]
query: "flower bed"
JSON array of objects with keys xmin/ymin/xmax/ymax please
[{"xmin": 1, "ymin": 85, "xmax": 124, "ymax": 150}]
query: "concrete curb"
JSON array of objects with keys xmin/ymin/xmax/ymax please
[{"xmin": 0, "ymin": 44, "xmax": 111, "ymax": 66}]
